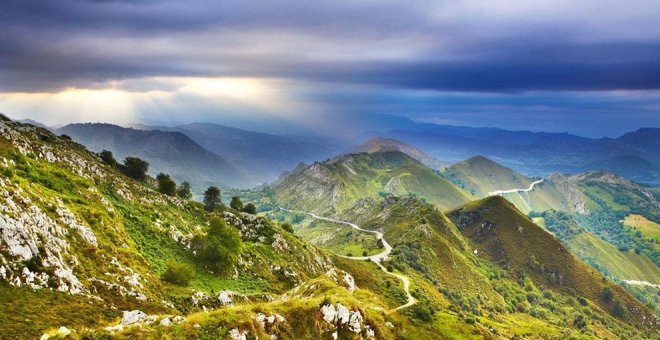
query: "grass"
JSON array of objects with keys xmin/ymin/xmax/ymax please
[
  {"xmin": 0, "ymin": 283, "xmax": 116, "ymax": 339},
  {"xmin": 568, "ymin": 233, "xmax": 660, "ymax": 284},
  {"xmin": 624, "ymin": 213, "xmax": 660, "ymax": 248},
  {"xmin": 293, "ymin": 217, "xmax": 383, "ymax": 257}
]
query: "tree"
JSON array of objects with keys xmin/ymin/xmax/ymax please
[
  {"xmin": 161, "ymin": 261, "xmax": 195, "ymax": 286},
  {"xmin": 122, "ymin": 157, "xmax": 149, "ymax": 180},
  {"xmin": 198, "ymin": 217, "xmax": 242, "ymax": 273},
  {"xmin": 612, "ymin": 300, "xmax": 625, "ymax": 318},
  {"xmin": 602, "ymin": 287, "xmax": 614, "ymax": 303},
  {"xmin": 203, "ymin": 186, "xmax": 221, "ymax": 212},
  {"xmin": 156, "ymin": 173, "xmax": 177, "ymax": 196},
  {"xmin": 99, "ymin": 150, "xmax": 117, "ymax": 167},
  {"xmin": 281, "ymin": 223, "xmax": 294, "ymax": 233},
  {"xmin": 177, "ymin": 181, "xmax": 192, "ymax": 200},
  {"xmin": 243, "ymin": 203, "xmax": 256, "ymax": 214},
  {"xmin": 230, "ymin": 196, "xmax": 243, "ymax": 211}
]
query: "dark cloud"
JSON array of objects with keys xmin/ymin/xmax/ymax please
[
  {"xmin": 1, "ymin": 0, "xmax": 659, "ymax": 137},
  {"xmin": 2, "ymin": 0, "xmax": 660, "ymax": 92}
]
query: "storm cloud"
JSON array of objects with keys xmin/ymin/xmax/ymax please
[{"xmin": 1, "ymin": 0, "xmax": 659, "ymax": 136}]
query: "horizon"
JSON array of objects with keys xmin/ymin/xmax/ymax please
[{"xmin": 6, "ymin": 111, "xmax": 656, "ymax": 140}]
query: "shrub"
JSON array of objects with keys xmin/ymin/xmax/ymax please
[
  {"xmin": 577, "ymin": 296, "xmax": 588, "ymax": 306},
  {"xmin": 281, "ymin": 223, "xmax": 294, "ymax": 233},
  {"xmin": 230, "ymin": 196, "xmax": 243, "ymax": 211},
  {"xmin": 177, "ymin": 181, "xmax": 193, "ymax": 199},
  {"xmin": 362, "ymin": 250, "xmax": 368, "ymax": 257},
  {"xmin": 243, "ymin": 203, "xmax": 256, "ymax": 214},
  {"xmin": 99, "ymin": 150, "xmax": 117, "ymax": 167},
  {"xmin": 573, "ymin": 314, "xmax": 587, "ymax": 329},
  {"xmin": 122, "ymin": 157, "xmax": 149, "ymax": 180},
  {"xmin": 612, "ymin": 300, "xmax": 625, "ymax": 318},
  {"xmin": 156, "ymin": 173, "xmax": 177, "ymax": 196},
  {"xmin": 602, "ymin": 287, "xmax": 614, "ymax": 303},
  {"xmin": 161, "ymin": 261, "xmax": 195, "ymax": 286},
  {"xmin": 197, "ymin": 217, "xmax": 242, "ymax": 273}
]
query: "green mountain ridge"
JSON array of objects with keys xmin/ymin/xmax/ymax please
[{"xmin": 274, "ymin": 150, "xmax": 471, "ymax": 214}]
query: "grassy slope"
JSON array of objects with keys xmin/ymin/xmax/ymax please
[
  {"xmin": 625, "ymin": 214, "xmax": 660, "ymax": 253},
  {"xmin": 444, "ymin": 156, "xmax": 571, "ymax": 214},
  {"xmin": 447, "ymin": 196, "xmax": 657, "ymax": 330},
  {"xmin": 274, "ymin": 151, "xmax": 470, "ymax": 214},
  {"xmin": 444, "ymin": 156, "xmax": 533, "ymax": 197},
  {"xmin": 569, "ymin": 233, "xmax": 660, "ymax": 284},
  {"xmin": 337, "ymin": 196, "xmax": 657, "ymax": 338}
]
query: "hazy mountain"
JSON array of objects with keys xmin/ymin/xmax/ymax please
[
  {"xmin": 18, "ymin": 118, "xmax": 51, "ymax": 130},
  {"xmin": 377, "ymin": 125, "xmax": 660, "ymax": 185},
  {"xmin": 133, "ymin": 122, "xmax": 340, "ymax": 184},
  {"xmin": 57, "ymin": 123, "xmax": 251, "ymax": 190}
]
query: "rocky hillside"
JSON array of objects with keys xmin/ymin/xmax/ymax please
[
  {"xmin": 274, "ymin": 150, "xmax": 470, "ymax": 214},
  {"xmin": 0, "ymin": 116, "xmax": 390, "ymax": 338}
]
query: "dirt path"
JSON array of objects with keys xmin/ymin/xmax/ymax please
[{"xmin": 280, "ymin": 208, "xmax": 416, "ymax": 312}]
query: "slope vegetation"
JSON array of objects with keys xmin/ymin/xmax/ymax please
[{"xmin": 448, "ymin": 197, "xmax": 656, "ymax": 329}]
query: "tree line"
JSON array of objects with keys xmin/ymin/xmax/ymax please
[{"xmin": 98, "ymin": 149, "xmax": 256, "ymax": 214}]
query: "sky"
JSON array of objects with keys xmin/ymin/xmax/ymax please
[{"xmin": 1, "ymin": 0, "xmax": 659, "ymax": 137}]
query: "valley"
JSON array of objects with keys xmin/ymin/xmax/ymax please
[{"xmin": 281, "ymin": 207, "xmax": 416, "ymax": 313}]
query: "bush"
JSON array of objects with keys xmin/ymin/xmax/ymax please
[
  {"xmin": 243, "ymin": 203, "xmax": 256, "ymax": 214},
  {"xmin": 197, "ymin": 217, "xmax": 242, "ymax": 273},
  {"xmin": 612, "ymin": 300, "xmax": 625, "ymax": 318},
  {"xmin": 162, "ymin": 261, "xmax": 195, "ymax": 286},
  {"xmin": 122, "ymin": 157, "xmax": 149, "ymax": 180},
  {"xmin": 230, "ymin": 196, "xmax": 243, "ymax": 211},
  {"xmin": 577, "ymin": 296, "xmax": 588, "ymax": 306},
  {"xmin": 602, "ymin": 287, "xmax": 614, "ymax": 303},
  {"xmin": 177, "ymin": 181, "xmax": 192, "ymax": 199},
  {"xmin": 281, "ymin": 223, "xmax": 294, "ymax": 233},
  {"xmin": 156, "ymin": 173, "xmax": 177, "ymax": 196},
  {"xmin": 573, "ymin": 314, "xmax": 587, "ymax": 329},
  {"xmin": 99, "ymin": 150, "xmax": 117, "ymax": 167}
]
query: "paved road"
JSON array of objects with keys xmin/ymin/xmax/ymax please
[
  {"xmin": 280, "ymin": 208, "xmax": 416, "ymax": 312},
  {"xmin": 488, "ymin": 179, "xmax": 544, "ymax": 196}
]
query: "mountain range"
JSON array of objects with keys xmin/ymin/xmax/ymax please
[
  {"xmin": 376, "ymin": 125, "xmax": 660, "ymax": 185},
  {"xmin": 0, "ymin": 115, "xmax": 658, "ymax": 338}
]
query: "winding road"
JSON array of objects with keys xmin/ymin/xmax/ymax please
[
  {"xmin": 488, "ymin": 179, "xmax": 544, "ymax": 196},
  {"xmin": 280, "ymin": 208, "xmax": 416, "ymax": 312}
]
